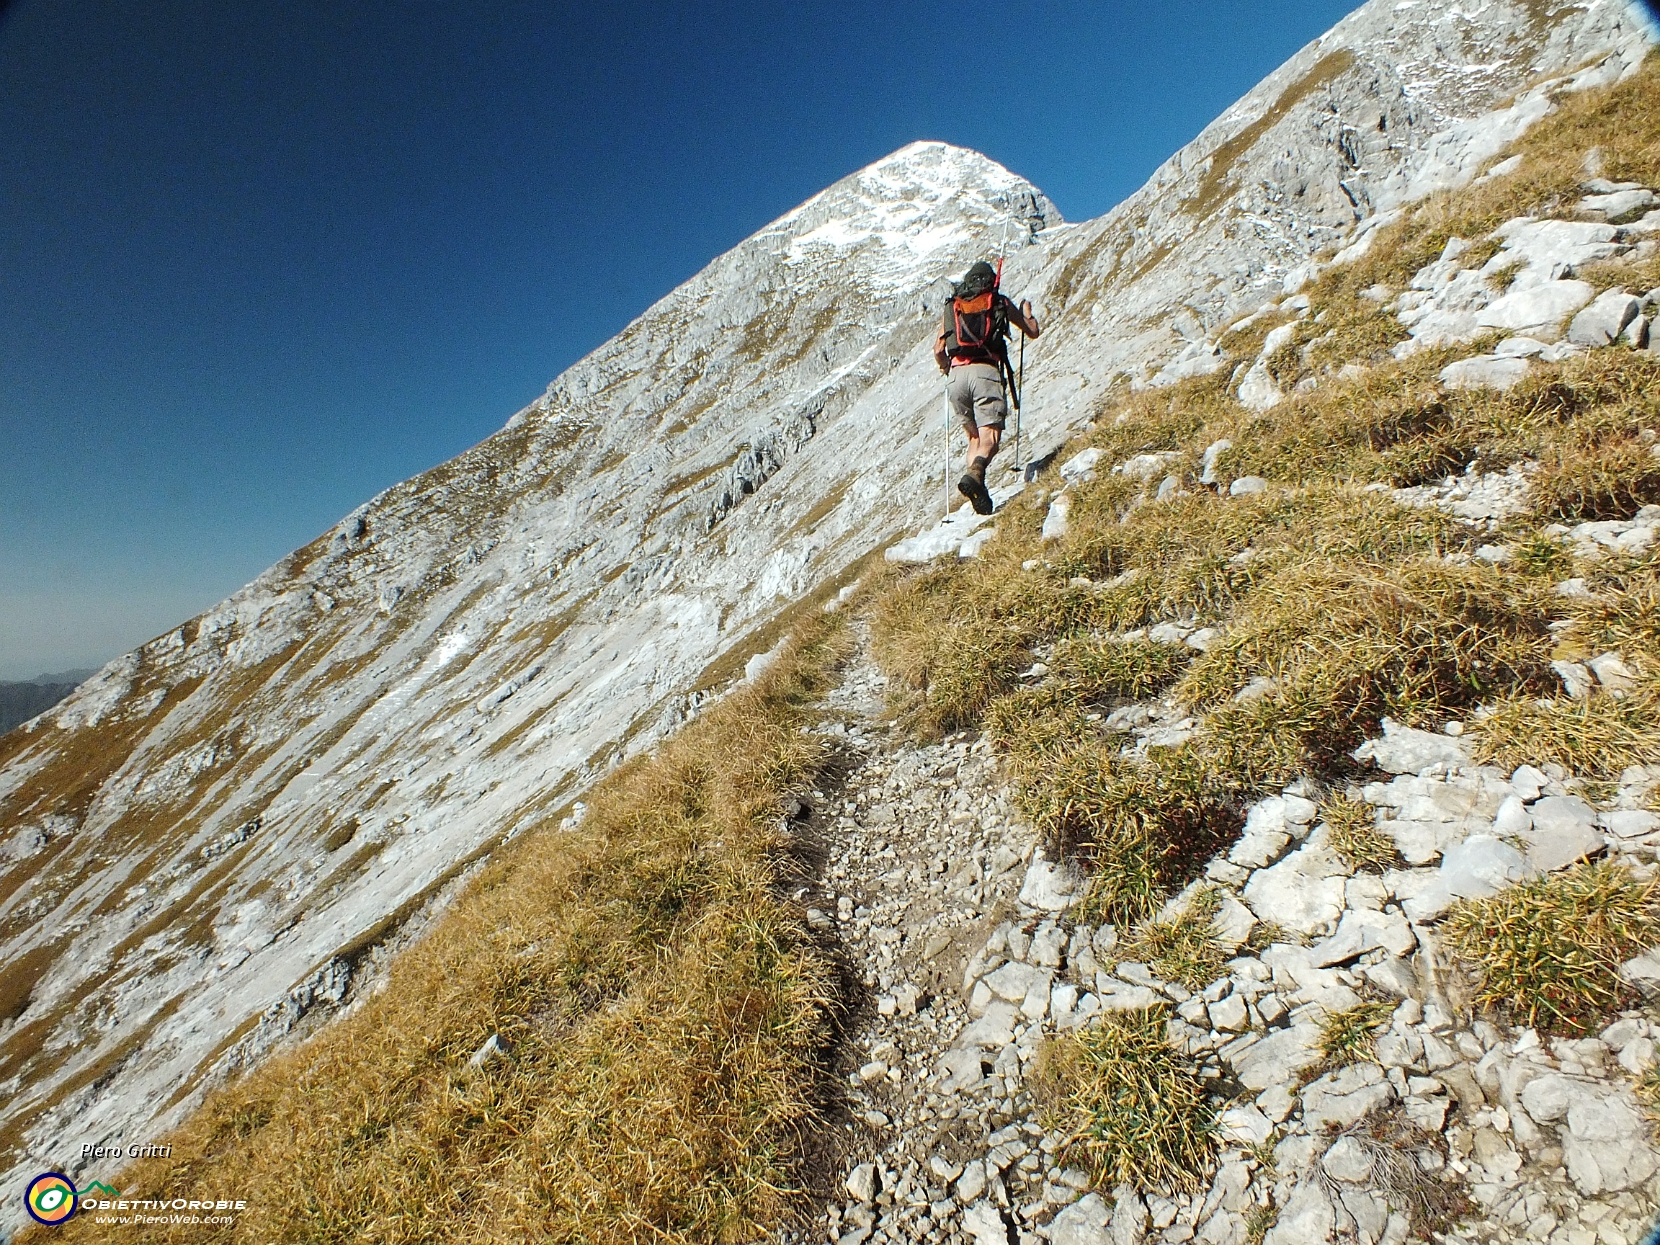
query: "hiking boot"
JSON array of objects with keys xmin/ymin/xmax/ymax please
[{"xmin": 958, "ymin": 472, "xmax": 993, "ymax": 515}]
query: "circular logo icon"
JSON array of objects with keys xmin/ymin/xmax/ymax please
[{"xmin": 26, "ymin": 1173, "xmax": 77, "ymax": 1226}]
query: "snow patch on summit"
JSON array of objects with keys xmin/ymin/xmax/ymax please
[{"xmin": 783, "ymin": 141, "xmax": 1057, "ymax": 287}]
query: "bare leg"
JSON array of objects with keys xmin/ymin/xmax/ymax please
[{"xmin": 964, "ymin": 425, "xmax": 1002, "ymax": 472}]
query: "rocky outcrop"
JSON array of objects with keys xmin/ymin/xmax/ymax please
[{"xmin": 802, "ymin": 636, "xmax": 1660, "ymax": 1245}]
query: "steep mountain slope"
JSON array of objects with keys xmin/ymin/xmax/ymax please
[
  {"xmin": 841, "ymin": 42, "xmax": 1660, "ymax": 1244},
  {"xmin": 0, "ymin": 0, "xmax": 1654, "ymax": 1226},
  {"xmin": 0, "ymin": 142, "xmax": 1058, "ymax": 1210},
  {"xmin": 1006, "ymin": 0, "xmax": 1656, "ymax": 398}
]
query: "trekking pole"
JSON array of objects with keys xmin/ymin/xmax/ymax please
[
  {"xmin": 1016, "ymin": 333, "xmax": 1024, "ymax": 478},
  {"xmin": 943, "ymin": 381, "xmax": 952, "ymax": 519}
]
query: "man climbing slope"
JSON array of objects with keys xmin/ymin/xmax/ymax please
[{"xmin": 934, "ymin": 260, "xmax": 1040, "ymax": 515}]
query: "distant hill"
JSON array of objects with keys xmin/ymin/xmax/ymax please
[{"xmin": 0, "ymin": 672, "xmax": 91, "ymax": 735}]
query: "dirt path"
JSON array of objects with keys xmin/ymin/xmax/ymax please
[{"xmin": 784, "ymin": 622, "xmax": 1112, "ymax": 1245}]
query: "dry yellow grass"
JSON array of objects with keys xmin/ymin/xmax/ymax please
[
  {"xmin": 1126, "ymin": 887, "xmax": 1229, "ymax": 991},
  {"xmin": 37, "ymin": 610, "xmax": 854, "ymax": 1245},
  {"xmin": 1321, "ymin": 794, "xmax": 1399, "ymax": 873}
]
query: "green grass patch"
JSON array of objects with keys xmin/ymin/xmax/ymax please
[
  {"xmin": 1127, "ymin": 887, "xmax": 1229, "ymax": 991},
  {"xmin": 1444, "ymin": 861, "xmax": 1660, "ymax": 1034},
  {"xmin": 1321, "ymin": 795, "xmax": 1400, "ymax": 873},
  {"xmin": 1319, "ymin": 1000, "xmax": 1397, "ymax": 1066},
  {"xmin": 1018, "ymin": 743, "xmax": 1242, "ymax": 925},
  {"xmin": 1035, "ymin": 1006, "xmax": 1218, "ymax": 1193}
]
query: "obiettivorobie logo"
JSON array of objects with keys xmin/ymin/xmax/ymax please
[
  {"xmin": 24, "ymin": 1175, "xmax": 120, "ymax": 1226},
  {"xmin": 25, "ymin": 1173, "xmax": 80, "ymax": 1226},
  {"xmin": 25, "ymin": 1172, "xmax": 249, "ymax": 1226}
]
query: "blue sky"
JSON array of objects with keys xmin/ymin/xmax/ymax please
[{"xmin": 0, "ymin": 0, "xmax": 1361, "ymax": 679}]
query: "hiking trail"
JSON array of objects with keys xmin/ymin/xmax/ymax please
[
  {"xmin": 782, "ymin": 617, "xmax": 1660, "ymax": 1245},
  {"xmin": 788, "ymin": 617, "xmax": 1074, "ymax": 1245}
]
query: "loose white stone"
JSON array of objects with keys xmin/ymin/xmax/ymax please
[
  {"xmin": 937, "ymin": 1048, "xmax": 984, "ymax": 1091},
  {"xmin": 1476, "ymin": 278, "xmax": 1596, "ymax": 335},
  {"xmin": 1262, "ymin": 1180, "xmax": 1334, "ymax": 1245},
  {"xmin": 1440, "ymin": 834, "xmax": 1531, "ymax": 899},
  {"xmin": 1042, "ymin": 492, "xmax": 1072, "ymax": 542},
  {"xmin": 1322, "ymin": 1135, "xmax": 1376, "ymax": 1183},
  {"xmin": 1589, "ymin": 651, "xmax": 1639, "ymax": 695},
  {"xmin": 1564, "ymin": 1091, "xmax": 1660, "ymax": 1194},
  {"xmin": 1568, "ymin": 288, "xmax": 1641, "ymax": 346},
  {"xmin": 846, "ymin": 1161, "xmax": 878, "ymax": 1202},
  {"xmin": 1242, "ymin": 843, "xmax": 1347, "ymax": 935},
  {"xmin": 1352, "ymin": 717, "xmax": 1471, "ymax": 774},
  {"xmin": 1440, "ymin": 355, "xmax": 1530, "ymax": 390},
  {"xmin": 1109, "ymin": 1186, "xmax": 1146, "ymax": 1245},
  {"xmin": 929, "ymin": 1154, "xmax": 964, "ymax": 1184},
  {"xmin": 1310, "ymin": 908, "xmax": 1416, "ymax": 966},
  {"xmin": 1216, "ymin": 1102, "xmax": 1274, "ymax": 1147},
  {"xmin": 1603, "ymin": 809, "xmax": 1660, "ymax": 838},
  {"xmin": 1493, "ymin": 794, "xmax": 1532, "ymax": 836},
  {"xmin": 1510, "ymin": 765, "xmax": 1549, "ymax": 801},
  {"xmin": 1048, "ymin": 1191, "xmax": 1113, "ymax": 1245},
  {"xmin": 958, "ymin": 1001, "xmax": 1019, "ymax": 1048},
  {"xmin": 1525, "ymin": 795, "xmax": 1603, "ymax": 871},
  {"xmin": 955, "ymin": 1160, "xmax": 989, "ymax": 1204},
  {"xmin": 1059, "ymin": 448, "xmax": 1105, "ymax": 484},
  {"xmin": 1018, "ymin": 858, "xmax": 1078, "ymax": 911},
  {"xmin": 1208, "ymin": 994, "xmax": 1249, "ymax": 1032},
  {"xmin": 982, "ymin": 961, "xmax": 1053, "ymax": 1004},
  {"xmin": 1234, "ymin": 1022, "xmax": 1324, "ymax": 1091},
  {"xmin": 1302, "ymin": 1063, "xmax": 1395, "ymax": 1130}
]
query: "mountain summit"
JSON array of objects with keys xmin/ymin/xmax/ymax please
[{"xmin": 0, "ymin": 0, "xmax": 1654, "ymax": 1229}]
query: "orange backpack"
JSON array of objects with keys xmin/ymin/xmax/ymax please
[{"xmin": 946, "ymin": 289, "xmax": 1007, "ymax": 364}]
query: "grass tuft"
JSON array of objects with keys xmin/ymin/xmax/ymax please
[
  {"xmin": 1318, "ymin": 1000, "xmax": 1397, "ymax": 1066},
  {"xmin": 1035, "ymin": 1007, "xmax": 1218, "ymax": 1193},
  {"xmin": 1049, "ymin": 634, "xmax": 1193, "ymax": 701},
  {"xmin": 1246, "ymin": 921, "xmax": 1300, "ymax": 951},
  {"xmin": 1127, "ymin": 887, "xmax": 1230, "ymax": 991},
  {"xmin": 1244, "ymin": 1203, "xmax": 1279, "ymax": 1245},
  {"xmin": 1473, "ymin": 686, "xmax": 1660, "ymax": 777},
  {"xmin": 1636, "ymin": 1062, "xmax": 1660, "ymax": 1119},
  {"xmin": 1019, "ymin": 743, "xmax": 1242, "ymax": 925},
  {"xmin": 1444, "ymin": 861, "xmax": 1660, "ymax": 1034},
  {"xmin": 1181, "ymin": 557, "xmax": 1554, "ymax": 786},
  {"xmin": 1321, "ymin": 795, "xmax": 1398, "ymax": 873}
]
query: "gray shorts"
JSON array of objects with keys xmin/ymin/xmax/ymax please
[{"xmin": 948, "ymin": 362, "xmax": 1006, "ymax": 432}]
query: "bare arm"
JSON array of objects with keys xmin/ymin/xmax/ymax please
[
  {"xmin": 933, "ymin": 326, "xmax": 949, "ymax": 374},
  {"xmin": 1009, "ymin": 298, "xmax": 1041, "ymax": 339}
]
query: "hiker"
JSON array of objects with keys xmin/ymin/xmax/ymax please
[{"xmin": 934, "ymin": 260, "xmax": 1040, "ymax": 515}]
